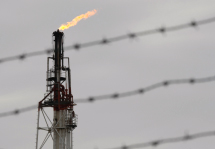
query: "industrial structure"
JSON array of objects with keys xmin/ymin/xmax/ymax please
[{"xmin": 36, "ymin": 30, "xmax": 77, "ymax": 149}]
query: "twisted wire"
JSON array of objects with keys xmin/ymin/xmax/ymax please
[
  {"xmin": 0, "ymin": 75, "xmax": 215, "ymax": 118},
  {"xmin": 107, "ymin": 130, "xmax": 215, "ymax": 149},
  {"xmin": 1, "ymin": 16, "xmax": 215, "ymax": 64}
]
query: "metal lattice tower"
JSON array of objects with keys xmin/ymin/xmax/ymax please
[{"xmin": 36, "ymin": 30, "xmax": 77, "ymax": 149}]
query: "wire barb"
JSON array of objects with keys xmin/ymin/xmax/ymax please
[
  {"xmin": 74, "ymin": 43, "xmax": 81, "ymax": 50},
  {"xmin": 46, "ymin": 49, "xmax": 53, "ymax": 54},
  {"xmin": 101, "ymin": 38, "xmax": 109, "ymax": 44},
  {"xmin": 19, "ymin": 54, "xmax": 26, "ymax": 60},
  {"xmin": 190, "ymin": 21, "xmax": 197, "ymax": 27}
]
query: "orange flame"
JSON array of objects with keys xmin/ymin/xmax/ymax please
[{"xmin": 59, "ymin": 9, "xmax": 97, "ymax": 30}]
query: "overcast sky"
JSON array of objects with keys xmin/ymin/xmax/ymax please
[{"xmin": 1, "ymin": 0, "xmax": 215, "ymax": 149}]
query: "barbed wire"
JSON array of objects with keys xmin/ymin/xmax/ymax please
[
  {"xmin": 0, "ymin": 75, "xmax": 215, "ymax": 118},
  {"xmin": 106, "ymin": 130, "xmax": 215, "ymax": 149},
  {"xmin": 1, "ymin": 16, "xmax": 215, "ymax": 64},
  {"xmin": 75, "ymin": 75, "xmax": 215, "ymax": 103}
]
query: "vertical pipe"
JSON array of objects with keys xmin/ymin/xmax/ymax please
[
  {"xmin": 53, "ymin": 30, "xmax": 64, "ymax": 149},
  {"xmin": 53, "ymin": 111, "xmax": 58, "ymax": 149},
  {"xmin": 67, "ymin": 68, "xmax": 73, "ymax": 105},
  {"xmin": 66, "ymin": 109, "xmax": 71, "ymax": 149},
  {"xmin": 71, "ymin": 130, "xmax": 73, "ymax": 149},
  {"xmin": 59, "ymin": 110, "xmax": 62, "ymax": 149},
  {"xmin": 66, "ymin": 130, "xmax": 70, "ymax": 149},
  {"xmin": 47, "ymin": 57, "xmax": 52, "ymax": 92},
  {"xmin": 62, "ymin": 41, "xmax": 64, "ymax": 68},
  {"xmin": 46, "ymin": 58, "xmax": 49, "ymax": 92},
  {"xmin": 63, "ymin": 110, "xmax": 66, "ymax": 149}
]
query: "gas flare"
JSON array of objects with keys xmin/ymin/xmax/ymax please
[{"xmin": 59, "ymin": 9, "xmax": 97, "ymax": 30}]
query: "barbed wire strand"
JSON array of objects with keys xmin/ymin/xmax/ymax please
[
  {"xmin": 1, "ymin": 16, "xmax": 215, "ymax": 64},
  {"xmin": 107, "ymin": 130, "xmax": 215, "ymax": 149},
  {"xmin": 0, "ymin": 75, "xmax": 215, "ymax": 118}
]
